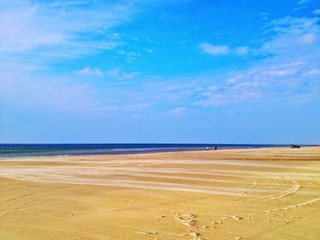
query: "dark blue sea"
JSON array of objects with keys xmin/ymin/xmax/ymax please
[{"xmin": 0, "ymin": 143, "xmax": 287, "ymax": 158}]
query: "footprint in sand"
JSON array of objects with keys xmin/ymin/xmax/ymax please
[
  {"xmin": 213, "ymin": 220, "xmax": 222, "ymax": 224},
  {"xmin": 222, "ymin": 215, "xmax": 242, "ymax": 221},
  {"xmin": 173, "ymin": 213, "xmax": 206, "ymax": 240},
  {"xmin": 144, "ymin": 231, "xmax": 160, "ymax": 235},
  {"xmin": 211, "ymin": 220, "xmax": 223, "ymax": 229},
  {"xmin": 174, "ymin": 213, "xmax": 198, "ymax": 228},
  {"xmin": 137, "ymin": 230, "xmax": 161, "ymax": 236},
  {"xmin": 179, "ymin": 232, "xmax": 203, "ymax": 239}
]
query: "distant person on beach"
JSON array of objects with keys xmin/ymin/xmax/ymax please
[{"xmin": 215, "ymin": 146, "xmax": 217, "ymax": 150}]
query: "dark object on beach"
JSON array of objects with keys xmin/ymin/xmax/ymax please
[
  {"xmin": 291, "ymin": 144, "xmax": 301, "ymax": 148},
  {"xmin": 206, "ymin": 147, "xmax": 209, "ymax": 151},
  {"xmin": 215, "ymin": 146, "xmax": 217, "ymax": 150}
]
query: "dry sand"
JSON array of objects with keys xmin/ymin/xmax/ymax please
[{"xmin": 0, "ymin": 147, "xmax": 319, "ymax": 240}]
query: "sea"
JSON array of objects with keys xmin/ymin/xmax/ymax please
[{"xmin": 0, "ymin": 143, "xmax": 287, "ymax": 159}]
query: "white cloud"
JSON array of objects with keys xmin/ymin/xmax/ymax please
[
  {"xmin": 313, "ymin": 9, "xmax": 320, "ymax": 15},
  {"xmin": 198, "ymin": 43, "xmax": 230, "ymax": 55},
  {"xmin": 199, "ymin": 43, "xmax": 249, "ymax": 56},
  {"xmin": 195, "ymin": 59, "xmax": 316, "ymax": 107},
  {"xmin": 262, "ymin": 69, "xmax": 296, "ymax": 77},
  {"xmin": 260, "ymin": 17, "xmax": 320, "ymax": 57},
  {"xmin": 117, "ymin": 50, "xmax": 141, "ymax": 63},
  {"xmin": 0, "ymin": 0, "xmax": 151, "ymax": 114},
  {"xmin": 75, "ymin": 67, "xmax": 138, "ymax": 80},
  {"xmin": 0, "ymin": 0, "xmax": 132, "ymax": 57},
  {"xmin": 105, "ymin": 68, "xmax": 139, "ymax": 80},
  {"xmin": 76, "ymin": 67, "xmax": 103, "ymax": 77}
]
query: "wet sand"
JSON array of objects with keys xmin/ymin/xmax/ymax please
[{"xmin": 0, "ymin": 147, "xmax": 319, "ymax": 239}]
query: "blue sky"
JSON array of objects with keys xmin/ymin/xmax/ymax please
[{"xmin": 0, "ymin": 0, "xmax": 319, "ymax": 144}]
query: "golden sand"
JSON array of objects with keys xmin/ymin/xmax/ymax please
[{"xmin": 0, "ymin": 147, "xmax": 319, "ymax": 240}]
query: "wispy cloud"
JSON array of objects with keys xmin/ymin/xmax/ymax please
[
  {"xmin": 260, "ymin": 17, "xmax": 320, "ymax": 55},
  {"xmin": 198, "ymin": 43, "xmax": 230, "ymax": 55},
  {"xmin": 76, "ymin": 67, "xmax": 103, "ymax": 77},
  {"xmin": 76, "ymin": 67, "xmax": 139, "ymax": 80},
  {"xmin": 0, "ymin": 0, "xmax": 132, "ymax": 58},
  {"xmin": 197, "ymin": 16, "xmax": 320, "ymax": 106},
  {"xmin": 105, "ymin": 68, "xmax": 139, "ymax": 80},
  {"xmin": 198, "ymin": 42, "xmax": 249, "ymax": 56},
  {"xmin": 0, "ymin": 0, "xmax": 144, "ymax": 114}
]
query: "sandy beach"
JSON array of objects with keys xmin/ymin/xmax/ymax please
[{"xmin": 0, "ymin": 147, "xmax": 319, "ymax": 240}]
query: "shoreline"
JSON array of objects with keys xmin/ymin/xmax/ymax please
[
  {"xmin": 1, "ymin": 146, "xmax": 319, "ymax": 162},
  {"xmin": 1, "ymin": 143, "xmax": 309, "ymax": 159}
]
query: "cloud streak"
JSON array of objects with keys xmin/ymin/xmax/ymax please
[
  {"xmin": 198, "ymin": 43, "xmax": 230, "ymax": 55},
  {"xmin": 198, "ymin": 42, "xmax": 249, "ymax": 56},
  {"xmin": 0, "ymin": 0, "xmax": 132, "ymax": 58},
  {"xmin": 76, "ymin": 67, "xmax": 103, "ymax": 77},
  {"xmin": 76, "ymin": 67, "xmax": 139, "ymax": 80}
]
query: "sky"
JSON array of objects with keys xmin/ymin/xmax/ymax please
[{"xmin": 0, "ymin": 0, "xmax": 319, "ymax": 144}]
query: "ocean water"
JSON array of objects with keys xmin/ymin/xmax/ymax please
[{"xmin": 0, "ymin": 143, "xmax": 286, "ymax": 158}]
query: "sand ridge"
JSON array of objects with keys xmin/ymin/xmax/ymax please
[{"xmin": 0, "ymin": 147, "xmax": 319, "ymax": 239}]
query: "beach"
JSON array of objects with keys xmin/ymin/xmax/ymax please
[{"xmin": 0, "ymin": 147, "xmax": 319, "ymax": 240}]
